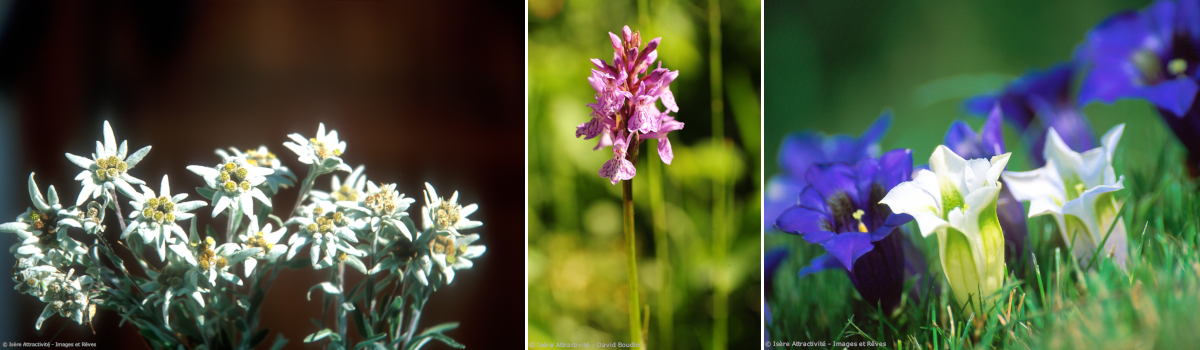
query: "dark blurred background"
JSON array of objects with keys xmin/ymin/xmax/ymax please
[{"xmin": 0, "ymin": 1, "xmax": 522, "ymax": 348}]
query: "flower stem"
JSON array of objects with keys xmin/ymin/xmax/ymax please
[
  {"xmin": 290, "ymin": 165, "xmax": 319, "ymax": 218},
  {"xmin": 401, "ymin": 288, "xmax": 429, "ymax": 348},
  {"xmin": 337, "ymin": 261, "xmax": 347, "ymax": 345},
  {"xmin": 108, "ymin": 188, "xmax": 127, "ymax": 232},
  {"xmin": 622, "ymin": 147, "xmax": 644, "ymax": 350},
  {"xmin": 647, "ymin": 146, "xmax": 672, "ymax": 350},
  {"xmin": 707, "ymin": 0, "xmax": 728, "ymax": 348}
]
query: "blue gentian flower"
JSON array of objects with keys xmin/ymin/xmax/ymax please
[
  {"xmin": 766, "ymin": 113, "xmax": 890, "ymax": 229},
  {"xmin": 944, "ymin": 106, "xmax": 1029, "ymax": 269},
  {"xmin": 966, "ymin": 64, "xmax": 1097, "ymax": 167},
  {"xmin": 775, "ymin": 148, "xmax": 914, "ymax": 311},
  {"xmin": 1075, "ymin": 0, "xmax": 1200, "ymax": 174}
]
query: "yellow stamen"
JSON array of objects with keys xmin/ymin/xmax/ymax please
[{"xmin": 852, "ymin": 209, "xmax": 868, "ymax": 232}]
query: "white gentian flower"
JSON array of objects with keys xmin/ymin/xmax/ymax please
[
  {"xmin": 1002, "ymin": 125, "xmax": 1128, "ymax": 268},
  {"xmin": 187, "ymin": 157, "xmax": 273, "ymax": 219},
  {"xmin": 238, "ymin": 217, "xmax": 288, "ymax": 277},
  {"xmin": 283, "ymin": 122, "xmax": 352, "ymax": 174},
  {"xmin": 285, "ymin": 202, "xmax": 366, "ymax": 270},
  {"xmin": 124, "ymin": 175, "xmax": 207, "ymax": 259},
  {"xmin": 215, "ymin": 146, "xmax": 296, "ymax": 194},
  {"xmin": 1, "ymin": 174, "xmax": 88, "ymax": 267},
  {"xmin": 880, "ymin": 145, "xmax": 1011, "ymax": 307},
  {"xmin": 64, "ymin": 120, "xmax": 151, "ymax": 205},
  {"xmin": 310, "ymin": 165, "xmax": 368, "ymax": 206},
  {"xmin": 429, "ymin": 233, "xmax": 486, "ymax": 285},
  {"xmin": 421, "ymin": 182, "xmax": 481, "ymax": 236}
]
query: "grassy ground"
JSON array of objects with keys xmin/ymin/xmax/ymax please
[{"xmin": 766, "ymin": 112, "xmax": 1200, "ymax": 349}]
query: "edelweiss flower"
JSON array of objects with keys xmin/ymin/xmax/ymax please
[
  {"xmin": 1, "ymin": 174, "xmax": 88, "ymax": 267},
  {"xmin": 408, "ymin": 253, "xmax": 435, "ymax": 286},
  {"xmin": 421, "ymin": 182, "xmax": 481, "ymax": 236},
  {"xmin": 1002, "ymin": 124, "xmax": 1128, "ymax": 268},
  {"xmin": 310, "ymin": 165, "xmax": 368, "ymax": 206},
  {"xmin": 64, "ymin": 120, "xmax": 151, "ymax": 205},
  {"xmin": 283, "ymin": 122, "xmax": 352, "ymax": 174},
  {"xmin": 341, "ymin": 181, "xmax": 416, "ymax": 242},
  {"xmin": 285, "ymin": 202, "xmax": 366, "ymax": 270},
  {"xmin": 215, "ymin": 146, "xmax": 297, "ymax": 194},
  {"xmin": 238, "ymin": 217, "xmax": 288, "ymax": 277},
  {"xmin": 188, "ymin": 157, "xmax": 273, "ymax": 218},
  {"xmin": 428, "ymin": 233, "xmax": 486, "ymax": 285},
  {"xmin": 169, "ymin": 226, "xmax": 259, "ymax": 288},
  {"xmin": 14, "ymin": 266, "xmax": 99, "ymax": 330},
  {"xmin": 880, "ymin": 146, "xmax": 1011, "ymax": 307},
  {"xmin": 124, "ymin": 175, "xmax": 206, "ymax": 259},
  {"xmin": 141, "ymin": 243, "xmax": 207, "ymax": 325}
]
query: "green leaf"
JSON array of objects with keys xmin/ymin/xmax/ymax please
[
  {"xmin": 418, "ymin": 322, "xmax": 460, "ymax": 337},
  {"xmin": 248, "ymin": 328, "xmax": 270, "ymax": 348},
  {"xmin": 196, "ymin": 187, "xmax": 216, "ymax": 201},
  {"xmin": 307, "ymin": 282, "xmax": 340, "ymax": 301},
  {"xmin": 405, "ymin": 333, "xmax": 464, "ymax": 350},
  {"xmin": 304, "ymin": 328, "xmax": 339, "ymax": 343},
  {"xmin": 268, "ymin": 334, "xmax": 289, "ymax": 350},
  {"xmin": 353, "ymin": 308, "xmax": 372, "ymax": 339},
  {"xmin": 247, "ymin": 289, "xmax": 266, "ymax": 321},
  {"xmin": 353, "ymin": 334, "xmax": 388, "ymax": 349}
]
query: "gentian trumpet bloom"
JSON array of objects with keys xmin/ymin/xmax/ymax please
[
  {"xmin": 880, "ymin": 146, "xmax": 1011, "ymax": 307},
  {"xmin": 966, "ymin": 64, "xmax": 1097, "ymax": 167},
  {"xmin": 775, "ymin": 149, "xmax": 915, "ymax": 311},
  {"xmin": 766, "ymin": 113, "xmax": 890, "ymax": 229},
  {"xmin": 943, "ymin": 106, "xmax": 1028, "ymax": 268},
  {"xmin": 578, "ymin": 26, "xmax": 683, "ymax": 184},
  {"xmin": 1075, "ymin": 0, "xmax": 1200, "ymax": 175},
  {"xmin": 1002, "ymin": 125, "xmax": 1129, "ymax": 269}
]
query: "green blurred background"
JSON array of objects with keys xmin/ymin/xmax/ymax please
[
  {"xmin": 765, "ymin": 0, "xmax": 1155, "ymax": 177},
  {"xmin": 527, "ymin": 0, "xmax": 760, "ymax": 349}
]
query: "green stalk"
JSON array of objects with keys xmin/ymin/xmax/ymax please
[
  {"xmin": 623, "ymin": 139, "xmax": 644, "ymax": 350},
  {"xmin": 707, "ymin": 0, "xmax": 727, "ymax": 349},
  {"xmin": 649, "ymin": 147, "xmax": 672, "ymax": 349}
]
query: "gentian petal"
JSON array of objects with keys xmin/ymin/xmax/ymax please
[
  {"xmin": 820, "ymin": 231, "xmax": 875, "ymax": 272},
  {"xmin": 776, "ymin": 205, "xmax": 831, "ymax": 235}
]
